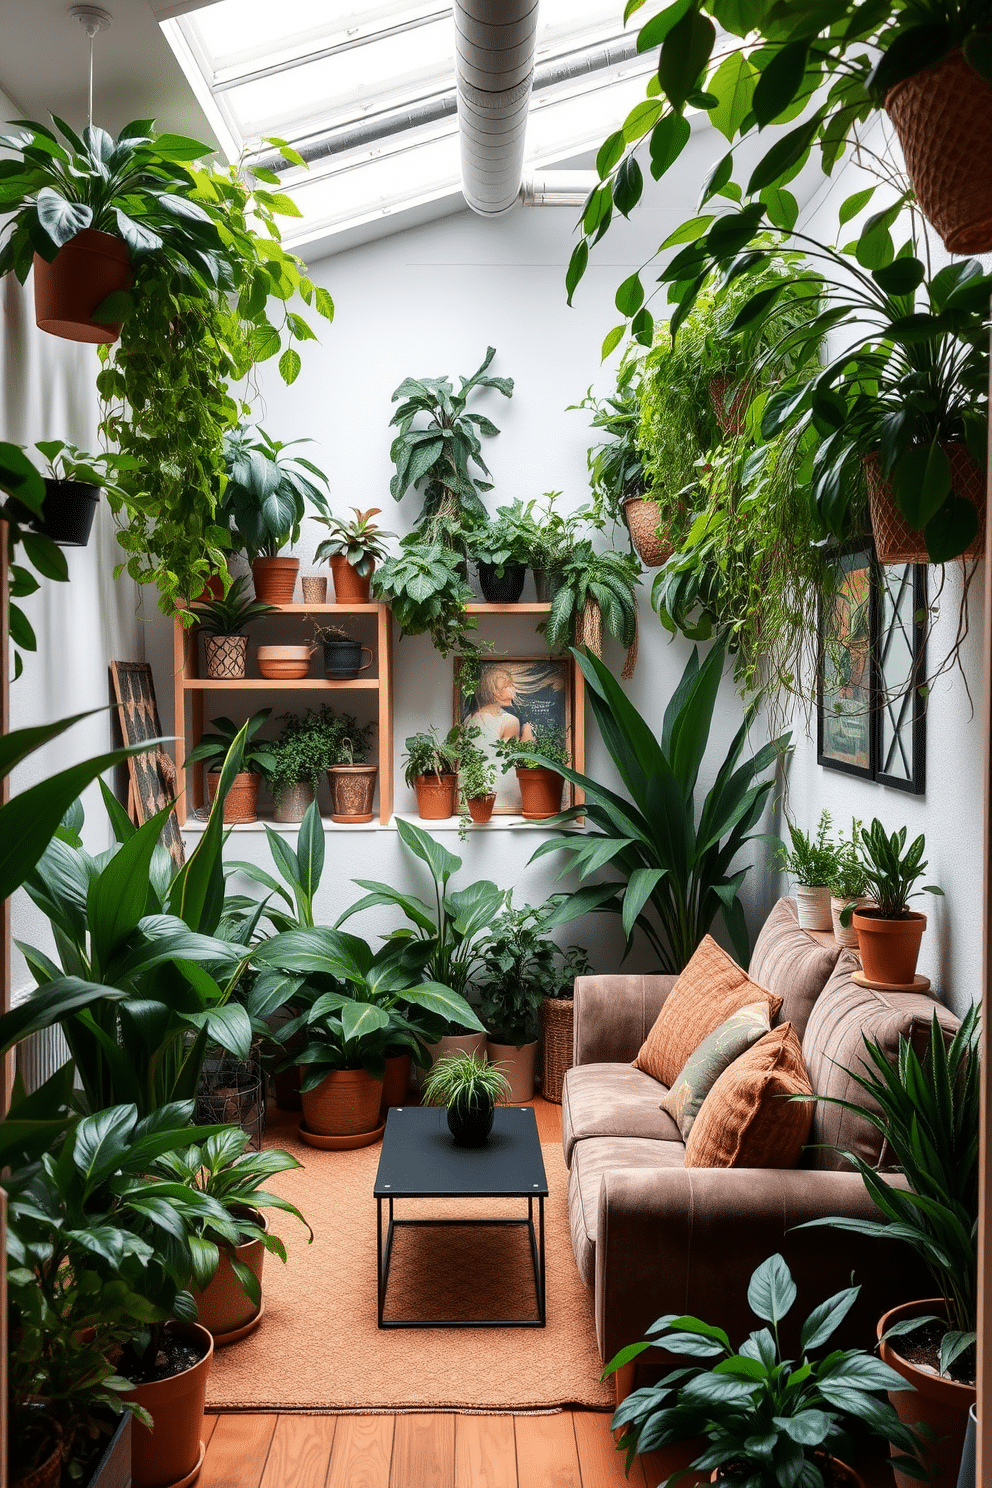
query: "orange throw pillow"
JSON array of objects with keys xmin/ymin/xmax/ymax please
[
  {"xmin": 684, "ymin": 1023, "xmax": 814, "ymax": 1169},
  {"xmin": 633, "ymin": 935, "xmax": 782, "ymax": 1088}
]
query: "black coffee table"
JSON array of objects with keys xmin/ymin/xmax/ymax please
[{"xmin": 373, "ymin": 1104, "xmax": 548, "ymax": 1328}]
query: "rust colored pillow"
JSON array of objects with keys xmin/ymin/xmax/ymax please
[
  {"xmin": 633, "ymin": 935, "xmax": 782, "ymax": 1088},
  {"xmin": 684, "ymin": 1023, "xmax": 814, "ymax": 1169}
]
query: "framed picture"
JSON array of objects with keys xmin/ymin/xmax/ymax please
[
  {"xmin": 109, "ymin": 661, "xmax": 185, "ymax": 866},
  {"xmin": 454, "ymin": 657, "xmax": 573, "ymax": 815},
  {"xmin": 817, "ymin": 545, "xmax": 926, "ymax": 794}
]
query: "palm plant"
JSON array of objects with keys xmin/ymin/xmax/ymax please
[{"xmin": 534, "ymin": 645, "xmax": 790, "ymax": 972}]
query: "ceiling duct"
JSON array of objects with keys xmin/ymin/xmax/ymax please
[{"xmin": 455, "ymin": 0, "xmax": 539, "ymax": 218}]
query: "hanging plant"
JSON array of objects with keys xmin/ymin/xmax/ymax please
[{"xmin": 0, "ymin": 443, "xmax": 69, "ymax": 679}]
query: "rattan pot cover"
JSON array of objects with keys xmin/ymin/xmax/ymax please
[
  {"xmin": 539, "ymin": 997, "xmax": 574, "ymax": 1105},
  {"xmin": 886, "ymin": 49, "xmax": 992, "ymax": 255},
  {"xmin": 328, "ymin": 764, "xmax": 377, "ymax": 822},
  {"xmin": 301, "ymin": 574, "xmax": 328, "ymax": 603},
  {"xmin": 623, "ymin": 496, "xmax": 671, "ymax": 567},
  {"xmin": 205, "ymin": 634, "xmax": 248, "ymax": 680},
  {"xmin": 708, "ymin": 375, "xmax": 751, "ymax": 439},
  {"xmin": 865, "ymin": 443, "xmax": 985, "ymax": 564}
]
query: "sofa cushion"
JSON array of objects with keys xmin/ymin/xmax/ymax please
[
  {"xmin": 802, "ymin": 952, "xmax": 960, "ymax": 1172},
  {"xmin": 568, "ymin": 1135, "xmax": 687, "ymax": 1287},
  {"xmin": 660, "ymin": 1001, "xmax": 771, "ymax": 1138},
  {"xmin": 685, "ymin": 1023, "xmax": 814, "ymax": 1169},
  {"xmin": 749, "ymin": 897, "xmax": 843, "ymax": 1040},
  {"xmin": 633, "ymin": 935, "xmax": 782, "ymax": 1088},
  {"xmin": 562, "ymin": 1063, "xmax": 682, "ymax": 1168}
]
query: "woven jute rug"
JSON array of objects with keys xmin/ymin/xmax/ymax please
[{"xmin": 205, "ymin": 1111, "xmax": 613, "ymax": 1414}]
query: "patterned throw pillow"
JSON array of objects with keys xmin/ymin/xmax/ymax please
[
  {"xmin": 633, "ymin": 935, "xmax": 782, "ymax": 1087},
  {"xmin": 684, "ymin": 1023, "xmax": 814, "ymax": 1169},
  {"xmin": 660, "ymin": 1002, "xmax": 772, "ymax": 1138}
]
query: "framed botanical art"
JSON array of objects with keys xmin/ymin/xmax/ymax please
[
  {"xmin": 817, "ymin": 544, "xmax": 926, "ymax": 794},
  {"xmin": 453, "ymin": 656, "xmax": 574, "ymax": 814}
]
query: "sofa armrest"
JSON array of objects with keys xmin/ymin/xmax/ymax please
[
  {"xmin": 572, "ymin": 974, "xmax": 678, "ymax": 1066},
  {"xmin": 595, "ymin": 1166, "xmax": 925, "ymax": 1369}
]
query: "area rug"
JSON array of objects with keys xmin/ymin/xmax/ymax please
[{"xmin": 205, "ymin": 1113, "xmax": 613, "ymax": 1414}]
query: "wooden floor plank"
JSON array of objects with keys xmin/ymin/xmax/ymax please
[
  {"xmin": 530, "ymin": 1097, "xmax": 563, "ymax": 1145},
  {"xmin": 454, "ymin": 1413, "xmax": 518, "ymax": 1488},
  {"xmin": 326, "ymin": 1416, "xmax": 394, "ymax": 1488},
  {"xmin": 390, "ymin": 1413, "xmax": 455, "ymax": 1488},
  {"xmin": 514, "ymin": 1413, "xmax": 582, "ymax": 1488},
  {"xmin": 259, "ymin": 1415, "xmax": 336, "ymax": 1488},
  {"xmin": 571, "ymin": 1411, "xmax": 642, "ymax": 1487},
  {"xmin": 203, "ymin": 1415, "xmax": 219, "ymax": 1450},
  {"xmin": 199, "ymin": 1414, "xmax": 278, "ymax": 1488}
]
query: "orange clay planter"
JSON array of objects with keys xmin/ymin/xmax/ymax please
[
  {"xmin": 122, "ymin": 1321, "xmax": 213, "ymax": 1488},
  {"xmin": 329, "ymin": 554, "xmax": 372, "ymax": 603},
  {"xmin": 415, "ymin": 774, "xmax": 457, "ymax": 819},
  {"xmin": 852, "ymin": 909, "xmax": 926, "ymax": 987},
  {"xmin": 33, "ymin": 229, "xmax": 133, "ymax": 344},
  {"xmin": 878, "ymin": 1299, "xmax": 975, "ymax": 1488},
  {"xmin": 251, "ymin": 556, "xmax": 299, "ymax": 605}
]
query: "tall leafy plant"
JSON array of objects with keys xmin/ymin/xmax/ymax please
[
  {"xmin": 0, "ymin": 442, "xmax": 69, "ymax": 679},
  {"xmin": 534, "ymin": 646, "xmax": 790, "ymax": 971}
]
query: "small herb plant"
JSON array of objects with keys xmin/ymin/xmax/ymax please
[
  {"xmin": 843, "ymin": 819, "xmax": 943, "ymax": 923},
  {"xmin": 372, "ymin": 536, "xmax": 477, "ymax": 655},
  {"xmin": 403, "ymin": 727, "xmax": 461, "ymax": 787},
  {"xmin": 313, "ymin": 506, "xmax": 394, "ymax": 576},
  {"xmin": 421, "ymin": 1050, "xmax": 511, "ymax": 1111},
  {"xmin": 458, "ymin": 729, "xmax": 497, "ymax": 800},
  {"xmin": 265, "ymin": 708, "xmax": 347, "ymax": 799},
  {"xmin": 477, "ymin": 901, "xmax": 587, "ymax": 1044},
  {"xmin": 220, "ymin": 426, "xmax": 330, "ymax": 560},
  {"xmin": 608, "ymin": 1253, "xmax": 925, "ymax": 1488},
  {"xmin": 497, "ymin": 725, "xmax": 570, "ymax": 772},
  {"xmin": 192, "ymin": 574, "xmax": 277, "ymax": 636},
  {"xmin": 777, "ymin": 811, "xmax": 838, "ymax": 889},
  {"xmin": 185, "ymin": 709, "xmax": 277, "ymax": 777},
  {"xmin": 326, "ymin": 715, "xmax": 375, "ymax": 766}
]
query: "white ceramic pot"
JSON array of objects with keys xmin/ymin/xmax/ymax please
[
  {"xmin": 794, "ymin": 883, "xmax": 832, "ymax": 932},
  {"xmin": 486, "ymin": 1039, "xmax": 537, "ymax": 1105},
  {"xmin": 416, "ymin": 1030, "xmax": 487, "ymax": 1088},
  {"xmin": 830, "ymin": 894, "xmax": 868, "ymax": 948}
]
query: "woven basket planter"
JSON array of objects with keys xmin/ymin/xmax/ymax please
[
  {"xmin": 623, "ymin": 496, "xmax": 671, "ymax": 567},
  {"xmin": 865, "ymin": 443, "xmax": 985, "ymax": 564},
  {"xmin": 301, "ymin": 574, "xmax": 328, "ymax": 603},
  {"xmin": 539, "ymin": 997, "xmax": 574, "ymax": 1105},
  {"xmin": 205, "ymin": 634, "xmax": 248, "ymax": 680},
  {"xmin": 328, "ymin": 764, "xmax": 377, "ymax": 823},
  {"xmin": 886, "ymin": 49, "xmax": 992, "ymax": 255}
]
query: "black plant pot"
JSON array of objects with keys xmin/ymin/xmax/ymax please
[
  {"xmin": 13, "ymin": 478, "xmax": 100, "ymax": 547},
  {"xmin": 478, "ymin": 561, "xmax": 526, "ymax": 603},
  {"xmin": 82, "ymin": 1411, "xmax": 131, "ymax": 1488},
  {"xmin": 446, "ymin": 1096, "xmax": 495, "ymax": 1147},
  {"xmin": 323, "ymin": 638, "xmax": 373, "ymax": 680}
]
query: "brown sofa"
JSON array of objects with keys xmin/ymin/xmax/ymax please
[{"xmin": 562, "ymin": 898, "xmax": 959, "ymax": 1383}]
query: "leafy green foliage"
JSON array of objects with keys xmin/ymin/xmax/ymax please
[
  {"xmin": 313, "ymin": 506, "xmax": 395, "ymax": 576},
  {"xmin": 421, "ymin": 1050, "xmax": 511, "ymax": 1110},
  {"xmin": 777, "ymin": 810, "xmax": 838, "ymax": 887},
  {"xmin": 847, "ymin": 818, "xmax": 943, "ymax": 920},
  {"xmin": 477, "ymin": 902, "xmax": 589, "ymax": 1044},
  {"xmin": 466, "ymin": 498, "xmax": 545, "ymax": 572},
  {"xmin": 191, "ymin": 573, "xmax": 276, "ymax": 635},
  {"xmin": 543, "ymin": 543, "xmax": 640, "ymax": 653},
  {"xmin": 496, "ymin": 724, "xmax": 570, "ymax": 772},
  {"xmin": 227, "ymin": 799, "xmax": 327, "ymax": 937},
  {"xmin": 457, "ymin": 729, "xmax": 498, "ymax": 800},
  {"xmin": 403, "ymin": 727, "xmax": 461, "ymax": 788},
  {"xmin": 533, "ymin": 646, "xmax": 789, "ymax": 972},
  {"xmin": 607, "ymin": 1253, "xmax": 926, "ymax": 1486},
  {"xmin": 185, "ymin": 709, "xmax": 277, "ymax": 777},
  {"xmin": 219, "ymin": 426, "xmax": 329, "ymax": 560},
  {"xmin": 263, "ymin": 709, "xmax": 349, "ymax": 800},
  {"xmin": 827, "ymin": 818, "xmax": 869, "ymax": 901},
  {"xmin": 371, "ymin": 535, "xmax": 477, "ymax": 655},
  {"xmin": 0, "ymin": 442, "xmax": 68, "ymax": 679}
]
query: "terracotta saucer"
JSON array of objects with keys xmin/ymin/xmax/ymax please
[
  {"xmin": 171, "ymin": 1441, "xmax": 206, "ymax": 1488},
  {"xmin": 852, "ymin": 971, "xmax": 931, "ymax": 994},
  {"xmin": 299, "ymin": 1120, "xmax": 386, "ymax": 1150},
  {"xmin": 210, "ymin": 1302, "xmax": 265, "ymax": 1348}
]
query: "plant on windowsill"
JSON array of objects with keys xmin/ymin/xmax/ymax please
[
  {"xmin": 496, "ymin": 726, "xmax": 570, "ymax": 822},
  {"xmin": 775, "ymin": 810, "xmax": 839, "ymax": 933},
  {"xmin": 185, "ymin": 709, "xmax": 277, "ymax": 825},
  {"xmin": 403, "ymin": 726, "xmax": 462, "ymax": 820},
  {"xmin": 421, "ymin": 1051, "xmax": 512, "ymax": 1147},
  {"xmin": 192, "ymin": 574, "xmax": 277, "ymax": 681},
  {"xmin": 456, "ymin": 728, "xmax": 498, "ymax": 833},
  {"xmin": 324, "ymin": 715, "xmax": 377, "ymax": 823},
  {"xmin": 261, "ymin": 709, "xmax": 337, "ymax": 824},
  {"xmin": 313, "ymin": 506, "xmax": 395, "ymax": 603},
  {"xmin": 218, "ymin": 426, "xmax": 330, "ymax": 605},
  {"xmin": 839, "ymin": 819, "xmax": 943, "ymax": 986}
]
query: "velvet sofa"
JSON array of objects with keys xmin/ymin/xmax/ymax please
[{"xmin": 561, "ymin": 898, "xmax": 959, "ymax": 1387}]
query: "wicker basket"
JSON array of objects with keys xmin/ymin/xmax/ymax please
[
  {"xmin": 539, "ymin": 997, "xmax": 574, "ymax": 1105},
  {"xmin": 866, "ymin": 443, "xmax": 985, "ymax": 565},
  {"xmin": 623, "ymin": 496, "xmax": 671, "ymax": 567},
  {"xmin": 205, "ymin": 633, "xmax": 247, "ymax": 680},
  {"xmin": 886, "ymin": 49, "xmax": 992, "ymax": 255}
]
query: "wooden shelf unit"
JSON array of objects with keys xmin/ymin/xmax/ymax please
[{"xmin": 173, "ymin": 602, "xmax": 393, "ymax": 827}]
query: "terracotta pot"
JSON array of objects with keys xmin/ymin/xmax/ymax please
[
  {"xmin": 322, "ymin": 639, "xmax": 374, "ymax": 680},
  {"xmin": 486, "ymin": 1038, "xmax": 537, "ymax": 1105},
  {"xmin": 831, "ymin": 894, "xmax": 868, "ymax": 949},
  {"xmin": 886, "ymin": 48, "xmax": 992, "ymax": 255},
  {"xmin": 853, "ymin": 909, "xmax": 927, "ymax": 987},
  {"xmin": 207, "ymin": 770, "xmax": 261, "ymax": 824},
  {"xmin": 515, "ymin": 766, "xmax": 564, "ymax": 821},
  {"xmin": 623, "ymin": 495, "xmax": 671, "ymax": 567},
  {"xmin": 380, "ymin": 1050, "xmax": 413, "ymax": 1115},
  {"xmin": 328, "ymin": 763, "xmax": 377, "ymax": 823},
  {"xmin": 301, "ymin": 1066, "xmax": 384, "ymax": 1136},
  {"xmin": 330, "ymin": 554, "xmax": 372, "ymax": 603},
  {"xmin": 418, "ymin": 1030, "xmax": 488, "ymax": 1087},
  {"xmin": 193, "ymin": 574, "xmax": 225, "ymax": 604},
  {"xmin": 190, "ymin": 1213, "xmax": 266, "ymax": 1343},
  {"xmin": 478, "ymin": 561, "xmax": 526, "ymax": 603},
  {"xmin": 415, "ymin": 773, "xmax": 457, "ymax": 819},
  {"xmin": 122, "ymin": 1321, "xmax": 213, "ymax": 1488},
  {"xmin": 273, "ymin": 780, "xmax": 315, "ymax": 823},
  {"xmin": 33, "ymin": 229, "xmax": 133, "ymax": 344},
  {"xmin": 539, "ymin": 996, "xmax": 574, "ymax": 1104},
  {"xmin": 467, "ymin": 793, "xmax": 496, "ymax": 824},
  {"xmin": 794, "ymin": 883, "xmax": 832, "ymax": 932},
  {"xmin": 865, "ymin": 444, "xmax": 985, "ymax": 565},
  {"xmin": 256, "ymin": 644, "xmax": 316, "ymax": 680},
  {"xmin": 251, "ymin": 556, "xmax": 299, "ymax": 606},
  {"xmin": 301, "ymin": 575, "xmax": 328, "ymax": 604},
  {"xmin": 204, "ymin": 634, "xmax": 248, "ymax": 680},
  {"xmin": 878, "ymin": 1299, "xmax": 975, "ymax": 1488}
]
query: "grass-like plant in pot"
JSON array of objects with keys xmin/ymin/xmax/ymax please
[
  {"xmin": 421, "ymin": 1051, "xmax": 512, "ymax": 1147},
  {"xmin": 497, "ymin": 726, "xmax": 570, "ymax": 821},
  {"xmin": 192, "ymin": 574, "xmax": 277, "ymax": 681},
  {"xmin": 403, "ymin": 726, "xmax": 462, "ymax": 819},
  {"xmin": 185, "ymin": 709, "xmax": 277, "ymax": 824},
  {"xmin": 827, "ymin": 819, "xmax": 869, "ymax": 948},
  {"xmin": 219, "ymin": 426, "xmax": 330, "ymax": 605},
  {"xmin": 776, "ymin": 810, "xmax": 838, "ymax": 933},
  {"xmin": 313, "ymin": 506, "xmax": 395, "ymax": 603},
  {"xmin": 840, "ymin": 819, "xmax": 943, "ymax": 986},
  {"xmin": 607, "ymin": 1252, "xmax": 925, "ymax": 1488}
]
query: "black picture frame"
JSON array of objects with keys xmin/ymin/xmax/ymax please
[{"xmin": 817, "ymin": 543, "xmax": 926, "ymax": 795}]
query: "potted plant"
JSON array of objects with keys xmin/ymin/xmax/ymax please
[
  {"xmin": 403, "ymin": 727, "xmax": 462, "ymax": 819},
  {"xmin": 497, "ymin": 726, "xmax": 570, "ymax": 821},
  {"xmin": 457, "ymin": 727, "xmax": 499, "ymax": 827},
  {"xmin": 265, "ymin": 709, "xmax": 339, "ymax": 823},
  {"xmin": 542, "ymin": 541, "xmax": 640, "ymax": 677},
  {"xmin": 324, "ymin": 714, "xmax": 377, "ymax": 822},
  {"xmin": 313, "ymin": 506, "xmax": 395, "ymax": 603},
  {"xmin": 776, "ymin": 811, "xmax": 838, "ymax": 932},
  {"xmin": 314, "ymin": 622, "xmax": 374, "ymax": 680},
  {"xmin": 421, "ymin": 1050, "xmax": 512, "ymax": 1147},
  {"xmin": 372, "ymin": 533, "xmax": 477, "ymax": 655},
  {"xmin": 191, "ymin": 574, "xmax": 277, "ymax": 680},
  {"xmin": 185, "ymin": 709, "xmax": 277, "ymax": 824},
  {"xmin": 828, "ymin": 819, "xmax": 870, "ymax": 948},
  {"xmin": 526, "ymin": 492, "xmax": 587, "ymax": 602},
  {"xmin": 607, "ymin": 1252, "xmax": 925, "ymax": 1488},
  {"xmin": 467, "ymin": 500, "xmax": 534, "ymax": 602},
  {"xmin": 152, "ymin": 1127, "xmax": 313, "ymax": 1344},
  {"xmin": 840, "ymin": 819, "xmax": 943, "ymax": 986},
  {"xmin": 16, "ymin": 439, "xmax": 131, "ymax": 548},
  {"xmin": 802, "ymin": 1005, "xmax": 979, "ymax": 1488},
  {"xmin": 219, "ymin": 425, "xmax": 330, "ymax": 604}
]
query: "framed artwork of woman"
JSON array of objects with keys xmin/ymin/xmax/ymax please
[{"xmin": 454, "ymin": 657, "xmax": 573, "ymax": 814}]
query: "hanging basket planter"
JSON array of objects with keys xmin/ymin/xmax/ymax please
[
  {"xmin": 865, "ymin": 444, "xmax": 986, "ymax": 565},
  {"xmin": 33, "ymin": 229, "xmax": 134, "ymax": 344},
  {"xmin": 886, "ymin": 49, "xmax": 992, "ymax": 255},
  {"xmin": 623, "ymin": 496, "xmax": 671, "ymax": 567},
  {"xmin": 708, "ymin": 375, "xmax": 751, "ymax": 439}
]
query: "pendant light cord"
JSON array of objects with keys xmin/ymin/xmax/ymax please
[{"xmin": 88, "ymin": 29, "xmax": 95, "ymax": 129}]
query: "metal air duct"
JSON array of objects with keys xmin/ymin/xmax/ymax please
[{"xmin": 455, "ymin": 0, "xmax": 539, "ymax": 218}]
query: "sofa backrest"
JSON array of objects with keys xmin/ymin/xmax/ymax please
[
  {"xmin": 749, "ymin": 897, "xmax": 842, "ymax": 1041},
  {"xmin": 802, "ymin": 950, "xmax": 960, "ymax": 1172}
]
